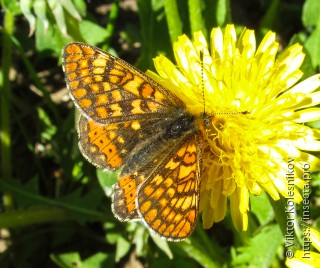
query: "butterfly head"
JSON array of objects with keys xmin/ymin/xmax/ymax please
[{"xmin": 202, "ymin": 112, "xmax": 212, "ymax": 129}]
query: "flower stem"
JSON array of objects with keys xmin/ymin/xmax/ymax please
[
  {"xmin": 1, "ymin": 7, "xmax": 15, "ymax": 212},
  {"xmin": 103, "ymin": 0, "xmax": 120, "ymax": 50},
  {"xmin": 164, "ymin": 0, "xmax": 183, "ymax": 44},
  {"xmin": 1, "ymin": 7, "xmax": 14, "ymax": 180},
  {"xmin": 0, "ymin": 207, "xmax": 73, "ymax": 228},
  {"xmin": 188, "ymin": 0, "xmax": 207, "ymax": 39}
]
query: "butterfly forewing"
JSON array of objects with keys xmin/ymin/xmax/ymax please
[{"xmin": 63, "ymin": 42, "xmax": 182, "ymax": 124}]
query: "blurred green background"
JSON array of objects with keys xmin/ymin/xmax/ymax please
[{"xmin": 0, "ymin": 0, "xmax": 319, "ymax": 267}]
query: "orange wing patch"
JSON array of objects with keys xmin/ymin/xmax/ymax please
[
  {"xmin": 78, "ymin": 115, "xmax": 162, "ymax": 171},
  {"xmin": 112, "ymin": 174, "xmax": 145, "ymax": 221},
  {"xmin": 78, "ymin": 116, "xmax": 124, "ymax": 170},
  {"xmin": 137, "ymin": 136, "xmax": 201, "ymax": 241}
]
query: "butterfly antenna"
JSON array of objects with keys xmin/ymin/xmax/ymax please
[
  {"xmin": 199, "ymin": 51, "xmax": 249, "ymax": 121},
  {"xmin": 200, "ymin": 50, "xmax": 206, "ymax": 117},
  {"xmin": 200, "ymin": 50, "xmax": 211, "ymax": 128},
  {"xmin": 213, "ymin": 111, "xmax": 250, "ymax": 115},
  {"xmin": 200, "ymin": 50, "xmax": 213, "ymax": 129}
]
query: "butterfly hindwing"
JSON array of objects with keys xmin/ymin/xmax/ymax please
[
  {"xmin": 78, "ymin": 115, "xmax": 166, "ymax": 171},
  {"xmin": 137, "ymin": 134, "xmax": 202, "ymax": 241},
  {"xmin": 112, "ymin": 113, "xmax": 201, "ymax": 225},
  {"xmin": 112, "ymin": 174, "xmax": 143, "ymax": 221}
]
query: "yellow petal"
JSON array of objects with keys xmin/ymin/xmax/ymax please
[
  {"xmin": 210, "ymin": 27, "xmax": 223, "ymax": 59},
  {"xmin": 256, "ymin": 31, "xmax": 276, "ymax": 55},
  {"xmin": 294, "ymin": 108, "xmax": 320, "ymax": 123},
  {"xmin": 223, "ymin": 24, "xmax": 237, "ymax": 60},
  {"xmin": 295, "ymin": 138, "xmax": 320, "ymax": 151},
  {"xmin": 286, "ymin": 252, "xmax": 316, "ymax": 268},
  {"xmin": 286, "ymin": 74, "xmax": 320, "ymax": 95},
  {"xmin": 276, "ymin": 44, "xmax": 304, "ymax": 76},
  {"xmin": 237, "ymin": 28, "xmax": 256, "ymax": 58},
  {"xmin": 230, "ymin": 189, "xmax": 248, "ymax": 231},
  {"xmin": 286, "ymin": 250, "xmax": 320, "ymax": 268}
]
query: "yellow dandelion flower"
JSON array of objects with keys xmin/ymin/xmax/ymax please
[
  {"xmin": 286, "ymin": 227, "xmax": 320, "ymax": 268},
  {"xmin": 147, "ymin": 24, "xmax": 320, "ymax": 231}
]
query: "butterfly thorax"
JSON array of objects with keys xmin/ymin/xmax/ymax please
[
  {"xmin": 162, "ymin": 109, "xmax": 196, "ymax": 139},
  {"xmin": 121, "ymin": 108, "xmax": 196, "ymax": 177}
]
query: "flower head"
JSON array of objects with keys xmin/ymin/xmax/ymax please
[{"xmin": 147, "ymin": 24, "xmax": 320, "ymax": 231}]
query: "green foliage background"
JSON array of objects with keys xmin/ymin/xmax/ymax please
[{"xmin": 0, "ymin": 0, "xmax": 319, "ymax": 267}]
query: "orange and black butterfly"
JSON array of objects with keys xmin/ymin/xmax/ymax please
[{"xmin": 62, "ymin": 42, "xmax": 206, "ymax": 241}]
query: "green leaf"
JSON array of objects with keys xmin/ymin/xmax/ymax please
[
  {"xmin": 250, "ymin": 192, "xmax": 274, "ymax": 225},
  {"xmin": 0, "ymin": 207, "xmax": 72, "ymax": 228},
  {"xmin": 1, "ymin": 0, "xmax": 21, "ymax": 15},
  {"xmin": 307, "ymin": 120, "xmax": 320, "ymax": 129},
  {"xmin": 151, "ymin": 258, "xmax": 199, "ymax": 268},
  {"xmin": 302, "ymin": 0, "xmax": 320, "ymax": 27},
  {"xmin": 103, "ymin": 0, "xmax": 120, "ymax": 50},
  {"xmin": 268, "ymin": 195, "xmax": 300, "ymax": 253},
  {"xmin": 37, "ymin": 107, "xmax": 57, "ymax": 142},
  {"xmin": 115, "ymin": 236, "xmax": 131, "ymax": 262},
  {"xmin": 3, "ymin": 177, "xmax": 40, "ymax": 208},
  {"xmin": 173, "ymin": 240, "xmax": 220, "ymax": 268},
  {"xmin": 73, "ymin": 0, "xmax": 87, "ymax": 16},
  {"xmin": 79, "ymin": 20, "xmax": 110, "ymax": 46},
  {"xmin": 302, "ymin": 0, "xmax": 320, "ymax": 69},
  {"xmin": 289, "ymin": 33, "xmax": 316, "ymax": 78},
  {"xmin": 19, "ymin": 0, "xmax": 36, "ymax": 35},
  {"xmin": 304, "ymin": 23, "xmax": 320, "ymax": 69},
  {"xmin": 232, "ymin": 224, "xmax": 283, "ymax": 268},
  {"xmin": 260, "ymin": 0, "xmax": 280, "ymax": 30},
  {"xmin": 33, "ymin": 0, "xmax": 48, "ymax": 33},
  {"xmin": 50, "ymin": 252, "xmax": 81, "ymax": 268},
  {"xmin": 35, "ymin": 18, "xmax": 68, "ymax": 54},
  {"xmin": 58, "ymin": 187, "xmax": 105, "ymax": 223},
  {"xmin": 96, "ymin": 169, "xmax": 117, "ymax": 197},
  {"xmin": 82, "ymin": 252, "xmax": 115, "ymax": 268},
  {"xmin": 0, "ymin": 178, "xmax": 106, "ymax": 224},
  {"xmin": 132, "ymin": 224, "xmax": 149, "ymax": 257},
  {"xmin": 150, "ymin": 232, "xmax": 173, "ymax": 259},
  {"xmin": 48, "ymin": 0, "xmax": 68, "ymax": 37},
  {"xmin": 136, "ymin": 0, "xmax": 173, "ymax": 70},
  {"xmin": 60, "ymin": 0, "xmax": 82, "ymax": 21}
]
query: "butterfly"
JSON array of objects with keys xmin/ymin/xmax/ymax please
[{"xmin": 62, "ymin": 42, "xmax": 206, "ymax": 241}]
